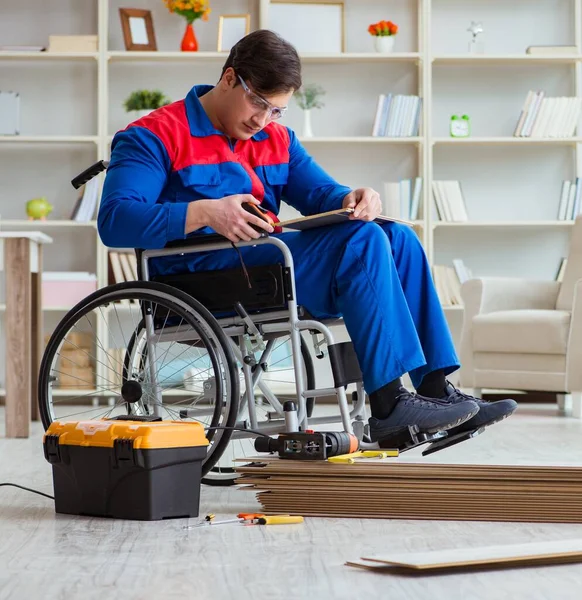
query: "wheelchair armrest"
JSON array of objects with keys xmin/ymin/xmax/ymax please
[
  {"xmin": 164, "ymin": 233, "xmax": 228, "ymax": 249},
  {"xmin": 164, "ymin": 232, "xmax": 269, "ymax": 250}
]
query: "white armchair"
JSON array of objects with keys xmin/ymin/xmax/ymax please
[{"xmin": 459, "ymin": 215, "xmax": 582, "ymax": 418}]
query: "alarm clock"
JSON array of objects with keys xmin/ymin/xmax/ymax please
[{"xmin": 450, "ymin": 115, "xmax": 471, "ymax": 138}]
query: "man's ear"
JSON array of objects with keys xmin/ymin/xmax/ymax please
[{"xmin": 221, "ymin": 67, "xmax": 237, "ymax": 89}]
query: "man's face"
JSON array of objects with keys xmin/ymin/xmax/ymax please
[{"xmin": 221, "ymin": 69, "xmax": 292, "ymax": 140}]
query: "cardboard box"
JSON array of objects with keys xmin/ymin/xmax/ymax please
[{"xmin": 47, "ymin": 35, "xmax": 98, "ymax": 53}]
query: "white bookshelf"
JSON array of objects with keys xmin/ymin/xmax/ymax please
[{"xmin": 1, "ymin": 0, "xmax": 581, "ymax": 393}]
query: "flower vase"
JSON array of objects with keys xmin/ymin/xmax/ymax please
[
  {"xmin": 302, "ymin": 109, "xmax": 314, "ymax": 138},
  {"xmin": 181, "ymin": 22, "xmax": 198, "ymax": 52},
  {"xmin": 374, "ymin": 35, "xmax": 395, "ymax": 53}
]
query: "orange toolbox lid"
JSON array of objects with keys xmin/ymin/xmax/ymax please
[{"xmin": 44, "ymin": 419, "xmax": 209, "ymax": 449}]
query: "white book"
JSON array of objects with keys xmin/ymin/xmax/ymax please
[
  {"xmin": 554, "ymin": 97, "xmax": 569, "ymax": 137},
  {"xmin": 514, "ymin": 90, "xmax": 535, "ymax": 137},
  {"xmin": 442, "ymin": 180, "xmax": 468, "ymax": 222},
  {"xmin": 399, "ymin": 179, "xmax": 411, "ymax": 220},
  {"xmin": 527, "ymin": 93, "xmax": 546, "ymax": 137},
  {"xmin": 432, "ymin": 181, "xmax": 448, "ymax": 221},
  {"xmin": 558, "ymin": 180, "xmax": 571, "ymax": 220},
  {"xmin": 567, "ymin": 97, "xmax": 582, "ymax": 137},
  {"xmin": 372, "ymin": 94, "xmax": 385, "ymax": 136},
  {"xmin": 566, "ymin": 183, "xmax": 576, "ymax": 221},
  {"xmin": 445, "ymin": 267, "xmax": 463, "ymax": 305},
  {"xmin": 436, "ymin": 181, "xmax": 454, "ymax": 221},
  {"xmin": 379, "ymin": 94, "xmax": 392, "ymax": 137},
  {"xmin": 572, "ymin": 177, "xmax": 582, "ymax": 218},
  {"xmin": 382, "ymin": 181, "xmax": 401, "ymax": 217},
  {"xmin": 522, "ymin": 91, "xmax": 544, "ymax": 136},
  {"xmin": 561, "ymin": 97, "xmax": 577, "ymax": 137},
  {"xmin": 409, "ymin": 177, "xmax": 422, "ymax": 220}
]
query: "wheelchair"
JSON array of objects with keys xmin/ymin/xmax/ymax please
[{"xmin": 39, "ymin": 161, "xmax": 463, "ymax": 485}]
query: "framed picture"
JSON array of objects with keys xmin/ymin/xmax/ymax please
[
  {"xmin": 268, "ymin": 1, "xmax": 345, "ymax": 53},
  {"xmin": 119, "ymin": 8, "xmax": 157, "ymax": 51},
  {"xmin": 217, "ymin": 14, "xmax": 251, "ymax": 52}
]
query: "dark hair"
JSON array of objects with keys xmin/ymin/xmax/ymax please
[{"xmin": 221, "ymin": 29, "xmax": 302, "ymax": 95}]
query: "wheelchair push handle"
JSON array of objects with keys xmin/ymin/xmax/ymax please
[{"xmin": 71, "ymin": 159, "xmax": 109, "ymax": 189}]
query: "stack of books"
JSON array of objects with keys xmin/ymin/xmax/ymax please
[
  {"xmin": 513, "ymin": 90, "xmax": 582, "ymax": 137},
  {"xmin": 557, "ymin": 178, "xmax": 582, "ymax": 220},
  {"xmin": 432, "ymin": 180, "xmax": 468, "ymax": 222},
  {"xmin": 382, "ymin": 177, "xmax": 422, "ymax": 220},
  {"xmin": 372, "ymin": 94, "xmax": 422, "ymax": 137},
  {"xmin": 432, "ymin": 258, "xmax": 472, "ymax": 307}
]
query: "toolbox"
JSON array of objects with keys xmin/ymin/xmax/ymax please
[{"xmin": 43, "ymin": 417, "xmax": 209, "ymax": 521}]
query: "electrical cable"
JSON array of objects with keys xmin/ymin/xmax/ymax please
[
  {"xmin": 0, "ymin": 425, "xmax": 275, "ymax": 501},
  {"xmin": 0, "ymin": 482, "xmax": 54, "ymax": 500}
]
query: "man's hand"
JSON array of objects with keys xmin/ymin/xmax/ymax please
[
  {"xmin": 186, "ymin": 195, "xmax": 274, "ymax": 243},
  {"xmin": 342, "ymin": 187, "xmax": 382, "ymax": 222}
]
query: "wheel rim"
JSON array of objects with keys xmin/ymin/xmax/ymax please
[{"xmin": 38, "ymin": 282, "xmax": 239, "ymax": 474}]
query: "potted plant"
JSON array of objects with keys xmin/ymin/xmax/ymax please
[
  {"xmin": 123, "ymin": 90, "xmax": 171, "ymax": 120},
  {"xmin": 368, "ymin": 20, "xmax": 398, "ymax": 53},
  {"xmin": 294, "ymin": 84, "xmax": 325, "ymax": 138},
  {"xmin": 163, "ymin": 0, "xmax": 212, "ymax": 52}
]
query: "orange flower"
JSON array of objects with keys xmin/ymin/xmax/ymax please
[{"xmin": 368, "ymin": 19, "xmax": 398, "ymax": 36}]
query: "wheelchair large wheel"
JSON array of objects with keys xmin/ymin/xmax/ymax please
[
  {"xmin": 38, "ymin": 281, "xmax": 239, "ymax": 477},
  {"xmin": 203, "ymin": 332, "xmax": 316, "ymax": 486}
]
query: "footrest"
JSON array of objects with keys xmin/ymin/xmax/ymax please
[
  {"xmin": 421, "ymin": 426, "xmax": 485, "ymax": 457},
  {"xmin": 376, "ymin": 425, "xmax": 447, "ymax": 452}
]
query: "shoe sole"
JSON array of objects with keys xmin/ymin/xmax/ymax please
[{"xmin": 446, "ymin": 405, "xmax": 518, "ymax": 437}]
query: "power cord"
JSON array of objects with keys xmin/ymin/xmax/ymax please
[
  {"xmin": 0, "ymin": 482, "xmax": 54, "ymax": 500},
  {"xmin": 0, "ymin": 425, "xmax": 274, "ymax": 501}
]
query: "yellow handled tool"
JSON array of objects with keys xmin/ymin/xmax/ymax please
[
  {"xmin": 327, "ymin": 449, "xmax": 399, "ymax": 464},
  {"xmin": 254, "ymin": 515, "xmax": 304, "ymax": 525}
]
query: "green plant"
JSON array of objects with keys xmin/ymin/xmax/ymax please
[
  {"xmin": 123, "ymin": 90, "xmax": 172, "ymax": 112},
  {"xmin": 294, "ymin": 84, "xmax": 326, "ymax": 111}
]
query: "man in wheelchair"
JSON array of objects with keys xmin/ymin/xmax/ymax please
[{"xmin": 97, "ymin": 29, "xmax": 517, "ymax": 444}]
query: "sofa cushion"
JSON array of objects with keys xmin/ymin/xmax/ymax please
[{"xmin": 472, "ymin": 309, "xmax": 571, "ymax": 355}]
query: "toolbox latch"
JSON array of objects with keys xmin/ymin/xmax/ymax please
[
  {"xmin": 43, "ymin": 434, "xmax": 61, "ymax": 464},
  {"xmin": 114, "ymin": 438, "xmax": 135, "ymax": 467}
]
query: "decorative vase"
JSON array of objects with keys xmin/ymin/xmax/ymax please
[
  {"xmin": 302, "ymin": 109, "xmax": 314, "ymax": 138},
  {"xmin": 374, "ymin": 35, "xmax": 395, "ymax": 53},
  {"xmin": 181, "ymin": 22, "xmax": 198, "ymax": 52}
]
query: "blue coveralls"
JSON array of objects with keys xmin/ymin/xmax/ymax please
[{"xmin": 98, "ymin": 85, "xmax": 460, "ymax": 394}]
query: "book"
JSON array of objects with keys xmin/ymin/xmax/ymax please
[{"xmin": 277, "ymin": 208, "xmax": 414, "ymax": 231}]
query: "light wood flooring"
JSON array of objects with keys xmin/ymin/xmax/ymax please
[{"xmin": 1, "ymin": 403, "xmax": 582, "ymax": 600}]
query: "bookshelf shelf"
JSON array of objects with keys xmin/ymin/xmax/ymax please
[
  {"xmin": 432, "ymin": 137, "xmax": 582, "ymax": 145},
  {"xmin": 432, "ymin": 221, "xmax": 575, "ymax": 229},
  {"xmin": 300, "ymin": 136, "xmax": 423, "ymax": 144},
  {"xmin": 0, "ymin": 220, "xmax": 97, "ymax": 228},
  {"xmin": 432, "ymin": 54, "xmax": 581, "ymax": 65},
  {"xmin": 0, "ymin": 136, "xmax": 99, "ymax": 144},
  {"xmin": 107, "ymin": 51, "xmax": 421, "ymax": 63},
  {"xmin": 0, "ymin": 52, "xmax": 98, "ymax": 61}
]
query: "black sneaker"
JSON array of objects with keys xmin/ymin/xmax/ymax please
[
  {"xmin": 368, "ymin": 387, "xmax": 480, "ymax": 441},
  {"xmin": 439, "ymin": 382, "xmax": 518, "ymax": 435}
]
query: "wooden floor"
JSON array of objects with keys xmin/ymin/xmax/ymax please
[{"xmin": 1, "ymin": 403, "xmax": 582, "ymax": 599}]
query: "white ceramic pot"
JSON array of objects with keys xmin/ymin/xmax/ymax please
[
  {"xmin": 302, "ymin": 109, "xmax": 314, "ymax": 138},
  {"xmin": 374, "ymin": 35, "xmax": 395, "ymax": 53}
]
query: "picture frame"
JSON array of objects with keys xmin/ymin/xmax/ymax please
[
  {"xmin": 119, "ymin": 8, "xmax": 157, "ymax": 51},
  {"xmin": 217, "ymin": 14, "xmax": 251, "ymax": 52},
  {"xmin": 268, "ymin": 1, "xmax": 345, "ymax": 53}
]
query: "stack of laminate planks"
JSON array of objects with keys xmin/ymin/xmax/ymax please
[{"xmin": 235, "ymin": 458, "xmax": 582, "ymax": 523}]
